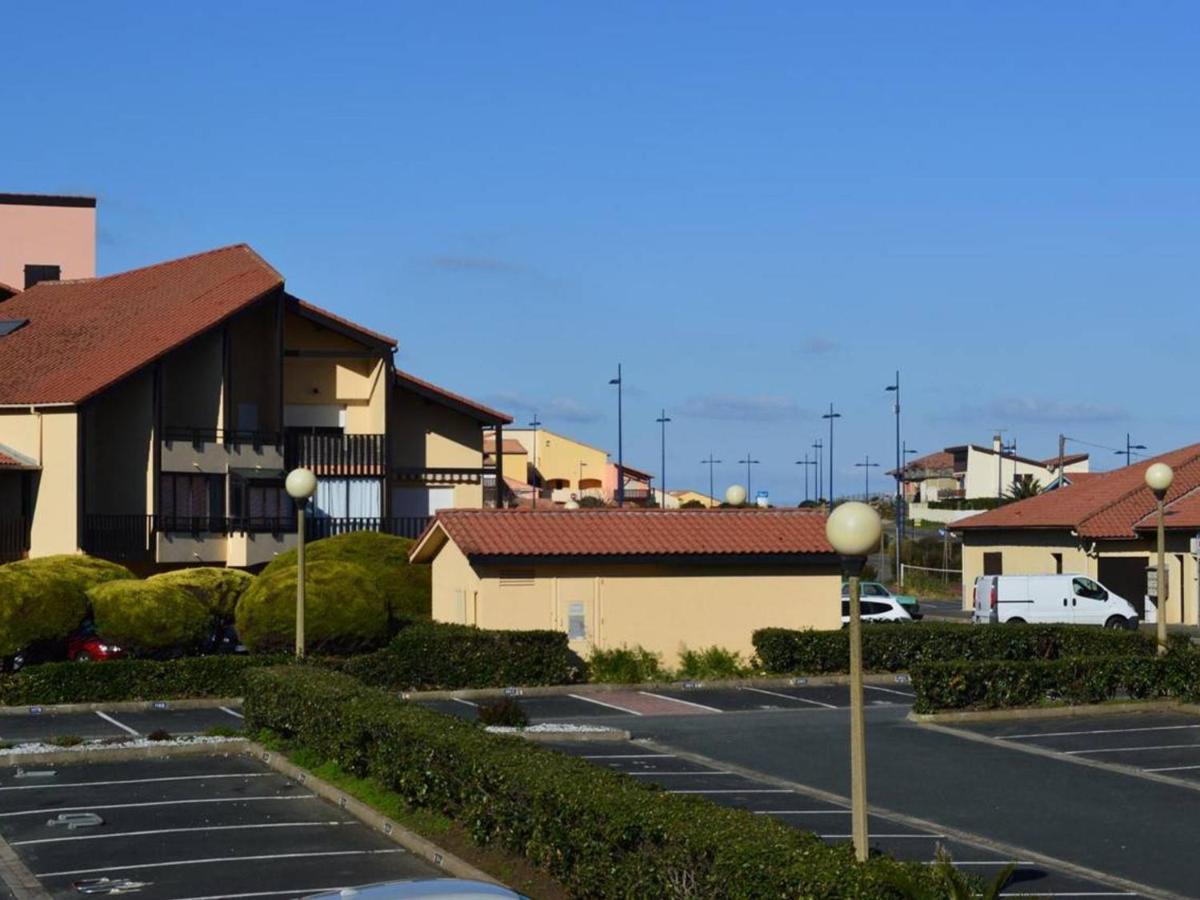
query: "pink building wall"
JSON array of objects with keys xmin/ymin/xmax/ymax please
[{"xmin": 0, "ymin": 194, "xmax": 96, "ymax": 291}]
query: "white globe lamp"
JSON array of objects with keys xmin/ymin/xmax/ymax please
[
  {"xmin": 826, "ymin": 501, "xmax": 882, "ymax": 557},
  {"xmin": 1145, "ymin": 462, "xmax": 1174, "ymax": 495},
  {"xmin": 285, "ymin": 467, "xmax": 318, "ymax": 660},
  {"xmin": 725, "ymin": 484, "xmax": 747, "ymax": 506}
]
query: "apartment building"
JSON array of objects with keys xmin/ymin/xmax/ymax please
[
  {"xmin": 0, "ymin": 235, "xmax": 509, "ymax": 569},
  {"xmin": 503, "ymin": 427, "xmax": 656, "ymax": 506}
]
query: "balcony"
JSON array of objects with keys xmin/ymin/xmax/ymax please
[
  {"xmin": 285, "ymin": 430, "xmax": 385, "ymax": 476},
  {"xmin": 0, "ymin": 517, "xmax": 29, "ymax": 563},
  {"xmin": 161, "ymin": 427, "xmax": 284, "ymax": 474}
]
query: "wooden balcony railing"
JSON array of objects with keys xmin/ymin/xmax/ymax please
[{"xmin": 285, "ymin": 430, "xmax": 385, "ymax": 476}]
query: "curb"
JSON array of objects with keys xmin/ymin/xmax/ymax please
[
  {"xmin": 246, "ymin": 743, "xmax": 499, "ymax": 885},
  {"xmin": 0, "ymin": 737, "xmax": 249, "ymax": 768},
  {"xmin": 503, "ymin": 728, "xmax": 632, "ymax": 743},
  {"xmin": 907, "ymin": 698, "xmax": 1191, "ymax": 725},
  {"xmin": 0, "ymin": 697, "xmax": 242, "ymax": 716}
]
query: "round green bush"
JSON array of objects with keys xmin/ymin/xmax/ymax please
[
  {"xmin": 235, "ymin": 559, "xmax": 391, "ymax": 654},
  {"xmin": 262, "ymin": 532, "xmax": 430, "ymax": 619},
  {"xmin": 148, "ymin": 567, "xmax": 252, "ymax": 620},
  {"xmin": 0, "ymin": 554, "xmax": 134, "ymax": 657},
  {"xmin": 88, "ymin": 579, "xmax": 212, "ymax": 655}
]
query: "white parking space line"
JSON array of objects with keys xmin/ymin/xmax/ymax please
[
  {"xmin": 1144, "ymin": 763, "xmax": 1200, "ymax": 772},
  {"xmin": 638, "ymin": 691, "xmax": 723, "ymax": 713},
  {"xmin": 582, "ymin": 753, "xmax": 673, "ymax": 759},
  {"xmin": 668, "ymin": 788, "xmax": 791, "ymax": 794},
  {"xmin": 1007, "ymin": 723, "xmax": 1200, "ymax": 740},
  {"xmin": 568, "ymin": 693, "xmax": 643, "ymax": 716},
  {"xmin": 13, "ymin": 820, "xmax": 345, "ymax": 846},
  {"xmin": 863, "ymin": 685, "xmax": 915, "ymax": 698},
  {"xmin": 1066, "ymin": 743, "xmax": 1200, "ymax": 755},
  {"xmin": 949, "ymin": 860, "xmax": 1035, "ymax": 865},
  {"xmin": 999, "ymin": 893, "xmax": 1136, "ymax": 897},
  {"xmin": 626, "ymin": 770, "xmax": 730, "ymax": 776},
  {"xmin": 742, "ymin": 687, "xmax": 837, "ymax": 709},
  {"xmin": 753, "ymin": 809, "xmax": 851, "ymax": 815},
  {"xmin": 219, "ymin": 706, "xmax": 245, "ymax": 719},
  {"xmin": 0, "ymin": 795, "xmax": 315, "ymax": 818},
  {"xmin": 0, "ymin": 773, "xmax": 272, "ymax": 792},
  {"xmin": 94, "ymin": 710, "xmax": 139, "ymax": 736},
  {"xmin": 35, "ymin": 849, "xmax": 406, "ymax": 879},
  {"xmin": 451, "ymin": 697, "xmax": 478, "ymax": 708}
]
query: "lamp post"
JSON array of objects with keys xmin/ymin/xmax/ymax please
[
  {"xmin": 1145, "ymin": 462, "xmax": 1174, "ymax": 655},
  {"xmin": 796, "ymin": 454, "xmax": 817, "ymax": 503},
  {"xmin": 737, "ymin": 453, "xmax": 760, "ymax": 504},
  {"xmin": 826, "ymin": 501, "xmax": 882, "ymax": 863},
  {"xmin": 701, "ymin": 453, "xmax": 722, "ymax": 508},
  {"xmin": 1116, "ymin": 434, "xmax": 1147, "ymax": 468},
  {"xmin": 609, "ymin": 365, "xmax": 624, "ymax": 507},
  {"xmin": 657, "ymin": 409, "xmax": 671, "ymax": 507},
  {"xmin": 822, "ymin": 404, "xmax": 842, "ymax": 504},
  {"xmin": 899, "ymin": 443, "xmax": 918, "ymax": 587},
  {"xmin": 529, "ymin": 413, "xmax": 542, "ymax": 508},
  {"xmin": 578, "ymin": 460, "xmax": 587, "ymax": 500},
  {"xmin": 813, "ymin": 439, "xmax": 824, "ymax": 501},
  {"xmin": 885, "ymin": 373, "xmax": 901, "ymax": 587},
  {"xmin": 855, "ymin": 455, "xmax": 880, "ymax": 501},
  {"xmin": 285, "ymin": 467, "xmax": 318, "ymax": 659}
]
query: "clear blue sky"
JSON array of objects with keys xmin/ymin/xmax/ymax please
[{"xmin": 5, "ymin": 3, "xmax": 1199, "ymax": 503}]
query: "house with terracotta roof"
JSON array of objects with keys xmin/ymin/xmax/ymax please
[
  {"xmin": 503, "ymin": 427, "xmax": 657, "ymax": 507},
  {"xmin": 0, "ymin": 220, "xmax": 510, "ymax": 567},
  {"xmin": 953, "ymin": 444, "xmax": 1200, "ymax": 625},
  {"xmin": 410, "ymin": 508, "xmax": 841, "ymax": 664},
  {"xmin": 894, "ymin": 436, "xmax": 1090, "ymax": 524}
]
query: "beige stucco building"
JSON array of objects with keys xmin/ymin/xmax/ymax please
[
  {"xmin": 954, "ymin": 444, "xmax": 1200, "ymax": 625},
  {"xmin": 0, "ymin": 232, "xmax": 510, "ymax": 569},
  {"xmin": 0, "ymin": 192, "xmax": 96, "ymax": 292},
  {"xmin": 410, "ymin": 508, "xmax": 842, "ymax": 666}
]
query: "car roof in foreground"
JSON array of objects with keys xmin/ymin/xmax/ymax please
[{"xmin": 303, "ymin": 879, "xmax": 526, "ymax": 899}]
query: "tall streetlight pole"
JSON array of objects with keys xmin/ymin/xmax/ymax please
[
  {"xmin": 656, "ymin": 409, "xmax": 671, "ymax": 507},
  {"xmin": 578, "ymin": 460, "xmax": 587, "ymax": 500},
  {"xmin": 855, "ymin": 455, "xmax": 880, "ymax": 501},
  {"xmin": 885, "ymin": 373, "xmax": 901, "ymax": 586},
  {"xmin": 609, "ymin": 365, "xmax": 624, "ymax": 507},
  {"xmin": 285, "ymin": 468, "xmax": 318, "ymax": 659},
  {"xmin": 701, "ymin": 453, "xmax": 721, "ymax": 508},
  {"xmin": 796, "ymin": 455, "xmax": 816, "ymax": 503},
  {"xmin": 813, "ymin": 439, "xmax": 824, "ymax": 501},
  {"xmin": 1116, "ymin": 433, "xmax": 1147, "ymax": 468},
  {"xmin": 1146, "ymin": 463, "xmax": 1174, "ymax": 654},
  {"xmin": 822, "ymin": 404, "xmax": 842, "ymax": 504},
  {"xmin": 737, "ymin": 453, "xmax": 760, "ymax": 504},
  {"xmin": 528, "ymin": 413, "xmax": 542, "ymax": 508},
  {"xmin": 826, "ymin": 502, "xmax": 882, "ymax": 863}
]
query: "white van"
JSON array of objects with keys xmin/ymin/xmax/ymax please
[{"xmin": 973, "ymin": 574, "xmax": 1140, "ymax": 629}]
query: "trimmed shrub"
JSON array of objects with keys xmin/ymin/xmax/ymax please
[
  {"xmin": 753, "ymin": 622, "xmax": 1186, "ymax": 676},
  {"xmin": 236, "ymin": 560, "xmax": 391, "ymax": 654},
  {"xmin": 148, "ymin": 567, "xmax": 252, "ymax": 620},
  {"xmin": 477, "ymin": 697, "xmax": 529, "ymax": 727},
  {"xmin": 340, "ymin": 622, "xmax": 581, "ymax": 690},
  {"xmin": 678, "ymin": 646, "xmax": 752, "ymax": 680},
  {"xmin": 587, "ymin": 645, "xmax": 671, "ymax": 683},
  {"xmin": 261, "ymin": 531, "xmax": 430, "ymax": 620},
  {"xmin": 0, "ymin": 554, "xmax": 132, "ymax": 657},
  {"xmin": 243, "ymin": 666, "xmax": 956, "ymax": 898},
  {"xmin": 911, "ymin": 653, "xmax": 1200, "ymax": 713},
  {"xmin": 0, "ymin": 654, "xmax": 282, "ymax": 705},
  {"xmin": 88, "ymin": 579, "xmax": 212, "ymax": 655}
]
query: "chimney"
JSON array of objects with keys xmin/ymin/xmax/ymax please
[
  {"xmin": 24, "ymin": 264, "xmax": 61, "ymax": 289},
  {"xmin": 992, "ymin": 433, "xmax": 1002, "ymax": 453}
]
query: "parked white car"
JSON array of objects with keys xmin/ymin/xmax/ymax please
[
  {"xmin": 841, "ymin": 594, "xmax": 913, "ymax": 625},
  {"xmin": 972, "ymin": 574, "xmax": 1140, "ymax": 629}
]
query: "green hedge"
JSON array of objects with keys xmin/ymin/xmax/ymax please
[
  {"xmin": 0, "ymin": 555, "xmax": 134, "ymax": 657},
  {"xmin": 243, "ymin": 666, "xmax": 954, "ymax": 898},
  {"xmin": 88, "ymin": 579, "xmax": 212, "ymax": 655},
  {"xmin": 261, "ymin": 531, "xmax": 431, "ymax": 619},
  {"xmin": 911, "ymin": 653, "xmax": 1200, "ymax": 713},
  {"xmin": 148, "ymin": 567, "xmax": 252, "ymax": 620},
  {"xmin": 340, "ymin": 622, "xmax": 582, "ymax": 691},
  {"xmin": 753, "ymin": 623, "xmax": 1184, "ymax": 675},
  {"xmin": 236, "ymin": 559, "xmax": 392, "ymax": 654},
  {"xmin": 0, "ymin": 655, "xmax": 284, "ymax": 705}
]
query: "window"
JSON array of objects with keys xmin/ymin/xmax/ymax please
[
  {"xmin": 1073, "ymin": 577, "xmax": 1107, "ymax": 601},
  {"xmin": 863, "ymin": 583, "xmax": 888, "ymax": 597},
  {"xmin": 567, "ymin": 602, "xmax": 587, "ymax": 640},
  {"xmin": 1052, "ymin": 552, "xmax": 1063, "ymax": 575},
  {"xmin": 229, "ymin": 473, "xmax": 289, "ymax": 530},
  {"xmin": 159, "ymin": 473, "xmax": 225, "ymax": 531},
  {"xmin": 983, "ymin": 552, "xmax": 1003, "ymax": 575}
]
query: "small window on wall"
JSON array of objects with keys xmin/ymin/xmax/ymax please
[
  {"xmin": 983, "ymin": 552, "xmax": 1003, "ymax": 576},
  {"xmin": 567, "ymin": 602, "xmax": 587, "ymax": 640},
  {"xmin": 1052, "ymin": 552, "xmax": 1063, "ymax": 575}
]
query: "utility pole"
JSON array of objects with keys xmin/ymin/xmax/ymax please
[
  {"xmin": 609, "ymin": 365, "xmax": 624, "ymax": 506},
  {"xmin": 528, "ymin": 413, "xmax": 542, "ymax": 508},
  {"xmin": 701, "ymin": 453, "xmax": 722, "ymax": 507},
  {"xmin": 656, "ymin": 409, "xmax": 671, "ymax": 507},
  {"xmin": 822, "ymin": 404, "xmax": 842, "ymax": 504},
  {"xmin": 737, "ymin": 453, "xmax": 760, "ymax": 504},
  {"xmin": 1115, "ymin": 433, "xmax": 1147, "ymax": 468},
  {"xmin": 885, "ymin": 372, "xmax": 901, "ymax": 583},
  {"xmin": 855, "ymin": 455, "xmax": 880, "ymax": 501},
  {"xmin": 813, "ymin": 439, "xmax": 824, "ymax": 501}
]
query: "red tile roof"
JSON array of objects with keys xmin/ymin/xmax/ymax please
[
  {"xmin": 1135, "ymin": 487, "xmax": 1200, "ymax": 532},
  {"xmin": 411, "ymin": 508, "xmax": 835, "ymax": 561},
  {"xmin": 954, "ymin": 444, "xmax": 1200, "ymax": 538},
  {"xmin": 891, "ymin": 450, "xmax": 955, "ymax": 478},
  {"xmin": 0, "ymin": 244, "xmax": 282, "ymax": 406},
  {"xmin": 484, "ymin": 437, "xmax": 528, "ymax": 454},
  {"xmin": 394, "ymin": 369, "xmax": 512, "ymax": 425},
  {"xmin": 0, "ymin": 282, "xmax": 18, "ymax": 301},
  {"xmin": 1041, "ymin": 453, "xmax": 1089, "ymax": 467}
]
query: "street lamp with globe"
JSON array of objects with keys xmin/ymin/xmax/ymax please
[
  {"xmin": 826, "ymin": 500, "xmax": 882, "ymax": 862},
  {"xmin": 285, "ymin": 467, "xmax": 318, "ymax": 659},
  {"xmin": 1145, "ymin": 462, "xmax": 1174, "ymax": 654},
  {"xmin": 725, "ymin": 484, "xmax": 747, "ymax": 507}
]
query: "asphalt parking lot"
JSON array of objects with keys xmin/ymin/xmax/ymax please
[
  {"xmin": 0, "ymin": 753, "xmax": 438, "ymax": 899},
  {"xmin": 418, "ymin": 679, "xmax": 917, "ymax": 722},
  {"xmin": 545, "ymin": 739, "xmax": 1136, "ymax": 897},
  {"xmin": 0, "ymin": 706, "xmax": 243, "ymax": 745}
]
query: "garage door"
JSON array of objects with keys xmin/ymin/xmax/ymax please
[{"xmin": 1098, "ymin": 556, "xmax": 1149, "ymax": 617}]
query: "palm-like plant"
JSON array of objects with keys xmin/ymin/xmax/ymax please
[
  {"xmin": 1006, "ymin": 475, "xmax": 1042, "ymax": 501},
  {"xmin": 884, "ymin": 845, "xmax": 1015, "ymax": 899}
]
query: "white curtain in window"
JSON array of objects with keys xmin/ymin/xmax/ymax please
[
  {"xmin": 348, "ymin": 478, "xmax": 381, "ymax": 518},
  {"xmin": 314, "ymin": 478, "xmax": 347, "ymax": 518}
]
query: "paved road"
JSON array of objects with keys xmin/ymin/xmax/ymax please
[{"xmin": 0, "ymin": 707, "xmax": 243, "ymax": 745}]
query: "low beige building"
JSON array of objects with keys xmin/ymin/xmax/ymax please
[
  {"xmin": 410, "ymin": 508, "xmax": 841, "ymax": 666},
  {"xmin": 954, "ymin": 444, "xmax": 1200, "ymax": 624}
]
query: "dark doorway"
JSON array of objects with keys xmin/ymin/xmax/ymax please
[
  {"xmin": 1098, "ymin": 556, "xmax": 1149, "ymax": 618},
  {"xmin": 983, "ymin": 552, "xmax": 1003, "ymax": 575}
]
